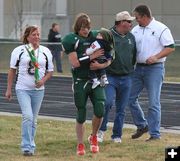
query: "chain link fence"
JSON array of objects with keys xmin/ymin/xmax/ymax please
[{"xmin": 0, "ymin": 41, "xmax": 180, "ymax": 81}]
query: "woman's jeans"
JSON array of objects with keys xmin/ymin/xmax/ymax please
[{"xmin": 16, "ymin": 89, "xmax": 44, "ymax": 153}]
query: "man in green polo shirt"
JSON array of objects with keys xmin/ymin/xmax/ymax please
[{"xmin": 97, "ymin": 11, "xmax": 136, "ymax": 143}]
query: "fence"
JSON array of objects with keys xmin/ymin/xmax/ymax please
[
  {"xmin": 0, "ymin": 41, "xmax": 71, "ymax": 75},
  {"xmin": 0, "ymin": 41, "xmax": 180, "ymax": 82}
]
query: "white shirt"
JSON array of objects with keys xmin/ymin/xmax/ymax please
[
  {"xmin": 10, "ymin": 45, "xmax": 54, "ymax": 90},
  {"xmin": 131, "ymin": 18, "xmax": 174, "ymax": 63}
]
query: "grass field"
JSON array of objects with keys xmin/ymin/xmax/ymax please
[{"xmin": 0, "ymin": 115, "xmax": 180, "ymax": 161}]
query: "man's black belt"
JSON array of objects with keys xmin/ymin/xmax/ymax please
[{"xmin": 137, "ymin": 62, "xmax": 163, "ymax": 66}]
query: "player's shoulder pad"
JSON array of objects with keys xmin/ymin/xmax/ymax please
[{"xmin": 62, "ymin": 33, "xmax": 79, "ymax": 44}]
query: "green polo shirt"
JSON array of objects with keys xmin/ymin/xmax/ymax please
[{"xmin": 106, "ymin": 27, "xmax": 136, "ymax": 76}]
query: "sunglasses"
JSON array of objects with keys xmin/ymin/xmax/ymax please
[{"xmin": 123, "ymin": 20, "xmax": 132, "ymax": 23}]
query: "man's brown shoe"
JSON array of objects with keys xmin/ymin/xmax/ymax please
[
  {"xmin": 132, "ymin": 125, "xmax": 148, "ymax": 139},
  {"xmin": 145, "ymin": 136, "xmax": 161, "ymax": 142}
]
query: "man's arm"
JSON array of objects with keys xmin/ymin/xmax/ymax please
[
  {"xmin": 90, "ymin": 59, "xmax": 112, "ymax": 70},
  {"xmin": 146, "ymin": 46, "xmax": 175, "ymax": 64},
  {"xmin": 68, "ymin": 49, "xmax": 104, "ymax": 68}
]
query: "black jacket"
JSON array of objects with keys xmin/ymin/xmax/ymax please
[{"xmin": 48, "ymin": 29, "xmax": 62, "ymax": 52}]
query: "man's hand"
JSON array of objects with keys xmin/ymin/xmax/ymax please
[
  {"xmin": 90, "ymin": 59, "xmax": 112, "ymax": 70},
  {"xmin": 90, "ymin": 49, "xmax": 104, "ymax": 60},
  {"xmin": 90, "ymin": 60, "xmax": 101, "ymax": 70},
  {"xmin": 146, "ymin": 55, "xmax": 158, "ymax": 64}
]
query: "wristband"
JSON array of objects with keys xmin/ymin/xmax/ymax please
[{"xmin": 78, "ymin": 55, "xmax": 90, "ymax": 66}]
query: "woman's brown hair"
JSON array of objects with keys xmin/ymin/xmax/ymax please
[
  {"xmin": 22, "ymin": 25, "xmax": 39, "ymax": 44},
  {"xmin": 73, "ymin": 13, "xmax": 91, "ymax": 33}
]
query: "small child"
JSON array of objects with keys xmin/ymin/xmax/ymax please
[{"xmin": 86, "ymin": 28, "xmax": 114, "ymax": 89}]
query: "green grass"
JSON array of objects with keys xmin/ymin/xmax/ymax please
[{"xmin": 0, "ymin": 115, "xmax": 180, "ymax": 161}]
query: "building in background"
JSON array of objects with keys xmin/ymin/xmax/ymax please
[
  {"xmin": 0, "ymin": 0, "xmax": 180, "ymax": 40},
  {"xmin": 0, "ymin": 0, "xmax": 68, "ymax": 39}
]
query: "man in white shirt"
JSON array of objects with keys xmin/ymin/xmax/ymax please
[{"xmin": 129, "ymin": 4, "xmax": 175, "ymax": 141}]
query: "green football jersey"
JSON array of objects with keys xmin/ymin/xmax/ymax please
[{"xmin": 62, "ymin": 31, "xmax": 98, "ymax": 79}]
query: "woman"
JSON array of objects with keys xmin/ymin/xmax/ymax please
[
  {"xmin": 5, "ymin": 25, "xmax": 54, "ymax": 156},
  {"xmin": 62, "ymin": 13, "xmax": 113, "ymax": 155}
]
